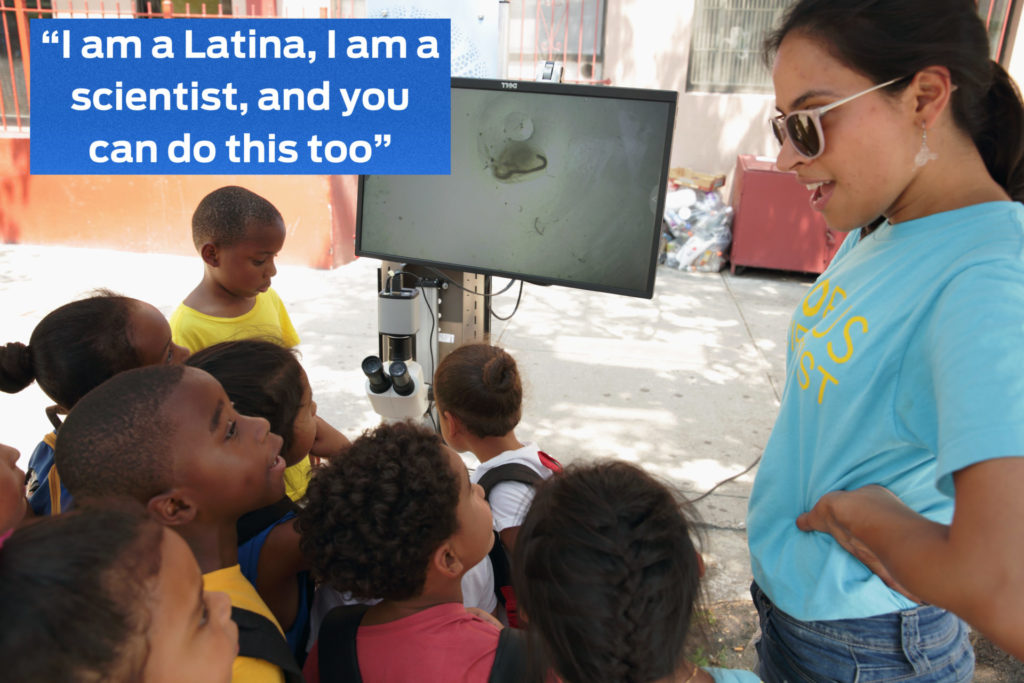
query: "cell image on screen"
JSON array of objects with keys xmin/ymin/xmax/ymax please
[{"xmin": 356, "ymin": 78, "xmax": 677, "ymax": 298}]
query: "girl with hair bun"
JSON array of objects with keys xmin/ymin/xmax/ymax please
[
  {"xmin": 749, "ymin": 0, "xmax": 1024, "ymax": 679},
  {"xmin": 433, "ymin": 343, "xmax": 560, "ymax": 624},
  {"xmin": 0, "ymin": 291, "xmax": 190, "ymax": 515}
]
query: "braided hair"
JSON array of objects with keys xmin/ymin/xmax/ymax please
[{"xmin": 513, "ymin": 461, "xmax": 703, "ymax": 683}]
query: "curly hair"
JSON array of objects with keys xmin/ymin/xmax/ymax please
[
  {"xmin": 513, "ymin": 461, "xmax": 702, "ymax": 683},
  {"xmin": 0, "ymin": 290, "xmax": 140, "ymax": 410},
  {"xmin": 433, "ymin": 343, "xmax": 522, "ymax": 437},
  {"xmin": 56, "ymin": 365, "xmax": 184, "ymax": 505},
  {"xmin": 297, "ymin": 421, "xmax": 460, "ymax": 601},
  {"xmin": 192, "ymin": 185, "xmax": 283, "ymax": 249},
  {"xmin": 0, "ymin": 504, "xmax": 164, "ymax": 682},
  {"xmin": 187, "ymin": 340, "xmax": 304, "ymax": 463}
]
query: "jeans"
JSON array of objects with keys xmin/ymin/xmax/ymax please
[{"xmin": 751, "ymin": 582, "xmax": 974, "ymax": 682}]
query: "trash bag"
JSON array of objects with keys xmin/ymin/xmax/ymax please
[{"xmin": 662, "ymin": 188, "xmax": 733, "ymax": 272}]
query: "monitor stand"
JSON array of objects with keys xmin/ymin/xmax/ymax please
[{"xmin": 377, "ymin": 262, "xmax": 491, "ymax": 384}]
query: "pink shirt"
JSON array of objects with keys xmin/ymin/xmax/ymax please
[{"xmin": 305, "ymin": 602, "xmax": 500, "ymax": 683}]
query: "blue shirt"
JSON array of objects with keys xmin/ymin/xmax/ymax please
[
  {"xmin": 748, "ymin": 202, "xmax": 1024, "ymax": 620},
  {"xmin": 708, "ymin": 667, "xmax": 761, "ymax": 682}
]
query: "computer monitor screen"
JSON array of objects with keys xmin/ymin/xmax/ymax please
[{"xmin": 355, "ymin": 77, "xmax": 677, "ymax": 298}]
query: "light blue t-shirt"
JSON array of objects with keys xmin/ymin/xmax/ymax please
[
  {"xmin": 748, "ymin": 202, "xmax": 1024, "ymax": 621},
  {"xmin": 707, "ymin": 667, "xmax": 761, "ymax": 682}
]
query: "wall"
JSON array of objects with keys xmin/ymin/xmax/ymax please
[
  {"xmin": 0, "ymin": 138, "xmax": 358, "ymax": 267},
  {"xmin": 603, "ymin": 0, "xmax": 776, "ymax": 185}
]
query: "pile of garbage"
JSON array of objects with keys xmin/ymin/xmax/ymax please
[{"xmin": 661, "ymin": 188, "xmax": 733, "ymax": 273}]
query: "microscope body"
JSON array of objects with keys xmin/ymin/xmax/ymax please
[{"xmin": 363, "ymin": 285, "xmax": 430, "ymax": 422}]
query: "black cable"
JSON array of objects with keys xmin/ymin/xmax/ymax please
[
  {"xmin": 420, "ymin": 265, "xmax": 517, "ymax": 297},
  {"xmin": 490, "ymin": 280, "xmax": 524, "ymax": 321},
  {"xmin": 419, "ymin": 283, "xmax": 439, "ymax": 432}
]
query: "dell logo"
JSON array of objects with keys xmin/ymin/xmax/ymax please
[{"xmin": 501, "ymin": 82, "xmax": 518, "ymax": 89}]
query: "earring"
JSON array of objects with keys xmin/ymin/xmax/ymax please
[{"xmin": 914, "ymin": 124, "xmax": 938, "ymax": 169}]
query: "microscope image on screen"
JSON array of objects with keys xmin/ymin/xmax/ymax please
[{"xmin": 356, "ymin": 79, "xmax": 677, "ymax": 299}]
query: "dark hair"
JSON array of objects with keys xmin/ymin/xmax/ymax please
[
  {"xmin": 0, "ymin": 504, "xmax": 164, "ymax": 681},
  {"xmin": 433, "ymin": 343, "xmax": 522, "ymax": 437},
  {"xmin": 513, "ymin": 461, "xmax": 702, "ymax": 683},
  {"xmin": 297, "ymin": 421, "xmax": 460, "ymax": 601},
  {"xmin": 187, "ymin": 340, "xmax": 304, "ymax": 462},
  {"xmin": 56, "ymin": 365, "xmax": 185, "ymax": 505},
  {"xmin": 765, "ymin": 0, "xmax": 1024, "ymax": 201},
  {"xmin": 0, "ymin": 291, "xmax": 141, "ymax": 409},
  {"xmin": 192, "ymin": 185, "xmax": 284, "ymax": 249}
]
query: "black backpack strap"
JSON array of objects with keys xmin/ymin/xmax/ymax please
[
  {"xmin": 477, "ymin": 464, "xmax": 544, "ymax": 628},
  {"xmin": 317, "ymin": 604, "xmax": 370, "ymax": 682},
  {"xmin": 477, "ymin": 463, "xmax": 543, "ymax": 499},
  {"xmin": 231, "ymin": 606, "xmax": 305, "ymax": 683},
  {"xmin": 488, "ymin": 627, "xmax": 529, "ymax": 683},
  {"xmin": 237, "ymin": 496, "xmax": 299, "ymax": 546}
]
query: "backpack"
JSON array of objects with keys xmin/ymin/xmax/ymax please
[
  {"xmin": 316, "ymin": 604, "xmax": 527, "ymax": 683},
  {"xmin": 476, "ymin": 451, "xmax": 562, "ymax": 628},
  {"xmin": 232, "ymin": 606, "xmax": 305, "ymax": 683}
]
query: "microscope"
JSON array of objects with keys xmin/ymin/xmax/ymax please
[{"xmin": 361, "ymin": 281, "xmax": 431, "ymax": 421}]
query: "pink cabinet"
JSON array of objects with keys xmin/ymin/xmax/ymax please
[{"xmin": 728, "ymin": 154, "xmax": 843, "ymax": 275}]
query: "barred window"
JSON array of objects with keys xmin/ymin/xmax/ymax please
[{"xmin": 686, "ymin": 0, "xmax": 789, "ymax": 94}]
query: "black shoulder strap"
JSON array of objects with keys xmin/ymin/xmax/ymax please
[
  {"xmin": 317, "ymin": 604, "xmax": 370, "ymax": 682},
  {"xmin": 477, "ymin": 463, "xmax": 543, "ymax": 499},
  {"xmin": 237, "ymin": 496, "xmax": 298, "ymax": 546},
  {"xmin": 488, "ymin": 626, "xmax": 529, "ymax": 683},
  {"xmin": 231, "ymin": 606, "xmax": 305, "ymax": 683}
]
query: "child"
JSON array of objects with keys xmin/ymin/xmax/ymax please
[
  {"xmin": 297, "ymin": 421, "xmax": 501, "ymax": 683},
  {"xmin": 171, "ymin": 185, "xmax": 299, "ymax": 354},
  {"xmin": 433, "ymin": 342, "xmax": 560, "ymax": 624},
  {"xmin": 55, "ymin": 364, "xmax": 301, "ymax": 683},
  {"xmin": 0, "ymin": 442, "xmax": 30, "ymax": 539},
  {"xmin": 0, "ymin": 505, "xmax": 238, "ymax": 682},
  {"xmin": 0, "ymin": 291, "xmax": 190, "ymax": 515},
  {"xmin": 171, "ymin": 185, "xmax": 307, "ymax": 501},
  {"xmin": 513, "ymin": 461, "xmax": 761, "ymax": 683},
  {"xmin": 187, "ymin": 339, "xmax": 351, "ymax": 661}
]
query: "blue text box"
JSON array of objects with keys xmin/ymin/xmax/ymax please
[{"xmin": 30, "ymin": 18, "xmax": 451, "ymax": 175}]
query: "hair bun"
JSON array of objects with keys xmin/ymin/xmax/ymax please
[
  {"xmin": 0, "ymin": 341, "xmax": 35, "ymax": 393},
  {"xmin": 481, "ymin": 353, "xmax": 515, "ymax": 392}
]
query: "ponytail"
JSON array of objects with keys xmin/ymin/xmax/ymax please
[
  {"xmin": 973, "ymin": 63, "xmax": 1024, "ymax": 201},
  {"xmin": 0, "ymin": 341, "xmax": 35, "ymax": 394}
]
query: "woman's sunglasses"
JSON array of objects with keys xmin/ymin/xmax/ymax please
[{"xmin": 770, "ymin": 77, "xmax": 901, "ymax": 160}]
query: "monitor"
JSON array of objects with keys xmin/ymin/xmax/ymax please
[{"xmin": 355, "ymin": 77, "xmax": 678, "ymax": 299}]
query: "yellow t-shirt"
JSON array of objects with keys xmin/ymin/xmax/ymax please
[
  {"xmin": 203, "ymin": 565, "xmax": 286, "ymax": 683},
  {"xmin": 170, "ymin": 288, "xmax": 300, "ymax": 354},
  {"xmin": 282, "ymin": 457, "xmax": 312, "ymax": 502}
]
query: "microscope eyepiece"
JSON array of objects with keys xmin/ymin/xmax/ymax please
[
  {"xmin": 389, "ymin": 360, "xmax": 415, "ymax": 397},
  {"xmin": 361, "ymin": 355, "xmax": 392, "ymax": 394}
]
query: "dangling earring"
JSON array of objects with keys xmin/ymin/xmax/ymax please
[{"xmin": 914, "ymin": 124, "xmax": 938, "ymax": 169}]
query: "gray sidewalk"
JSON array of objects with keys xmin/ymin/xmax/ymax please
[{"xmin": 0, "ymin": 243, "xmax": 812, "ymax": 605}]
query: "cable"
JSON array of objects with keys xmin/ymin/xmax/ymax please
[
  {"xmin": 420, "ymin": 265, "xmax": 518, "ymax": 298},
  {"xmin": 688, "ymin": 272, "xmax": 780, "ymax": 504},
  {"xmin": 419, "ymin": 283, "xmax": 439, "ymax": 432},
  {"xmin": 490, "ymin": 280, "xmax": 524, "ymax": 321}
]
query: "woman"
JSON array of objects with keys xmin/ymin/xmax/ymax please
[{"xmin": 747, "ymin": 0, "xmax": 1024, "ymax": 680}]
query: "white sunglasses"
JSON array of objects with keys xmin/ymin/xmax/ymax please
[{"xmin": 770, "ymin": 77, "xmax": 902, "ymax": 159}]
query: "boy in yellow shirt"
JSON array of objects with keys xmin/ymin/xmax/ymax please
[
  {"xmin": 171, "ymin": 186, "xmax": 309, "ymax": 499},
  {"xmin": 171, "ymin": 185, "xmax": 299, "ymax": 353}
]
